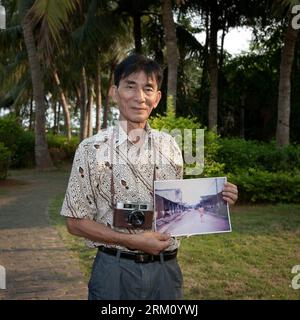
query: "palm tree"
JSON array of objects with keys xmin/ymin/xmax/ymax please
[
  {"xmin": 95, "ymin": 54, "xmax": 102, "ymax": 132},
  {"xmin": 0, "ymin": 12, "xmax": 31, "ymax": 118},
  {"xmin": 52, "ymin": 68, "xmax": 71, "ymax": 140},
  {"xmin": 161, "ymin": 0, "xmax": 179, "ymax": 112},
  {"xmin": 19, "ymin": 0, "xmax": 81, "ymax": 169},
  {"xmin": 275, "ymin": 0, "xmax": 299, "ymax": 147},
  {"xmin": 70, "ymin": 0, "xmax": 132, "ymax": 134},
  {"xmin": 115, "ymin": 0, "xmax": 155, "ymax": 54},
  {"xmin": 207, "ymin": 0, "xmax": 218, "ymax": 131},
  {"xmin": 21, "ymin": 4, "xmax": 53, "ymax": 169}
]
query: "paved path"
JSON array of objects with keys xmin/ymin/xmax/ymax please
[
  {"xmin": 0, "ymin": 170, "xmax": 88, "ymax": 300},
  {"xmin": 157, "ymin": 209, "xmax": 231, "ymax": 236}
]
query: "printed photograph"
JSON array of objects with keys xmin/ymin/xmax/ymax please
[{"xmin": 154, "ymin": 177, "xmax": 231, "ymax": 237}]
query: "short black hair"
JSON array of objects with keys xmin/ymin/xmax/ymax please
[{"xmin": 114, "ymin": 54, "xmax": 163, "ymax": 89}]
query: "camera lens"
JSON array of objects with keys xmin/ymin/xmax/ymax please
[{"xmin": 127, "ymin": 210, "xmax": 145, "ymax": 228}]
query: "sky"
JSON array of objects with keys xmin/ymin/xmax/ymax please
[
  {"xmin": 221, "ymin": 27, "xmax": 253, "ymax": 55},
  {"xmin": 195, "ymin": 26, "xmax": 253, "ymax": 56},
  {"xmin": 155, "ymin": 177, "xmax": 226, "ymax": 205}
]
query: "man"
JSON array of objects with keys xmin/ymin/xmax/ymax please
[{"xmin": 60, "ymin": 54, "xmax": 238, "ymax": 300}]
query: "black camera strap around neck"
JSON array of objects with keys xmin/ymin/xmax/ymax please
[{"xmin": 109, "ymin": 129, "xmax": 157, "ymax": 208}]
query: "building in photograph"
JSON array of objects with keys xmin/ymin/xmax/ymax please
[
  {"xmin": 155, "ymin": 188, "xmax": 186, "ymax": 219},
  {"xmin": 195, "ymin": 192, "xmax": 227, "ymax": 218}
]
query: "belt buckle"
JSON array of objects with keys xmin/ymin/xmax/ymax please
[
  {"xmin": 135, "ymin": 253, "xmax": 155, "ymax": 263},
  {"xmin": 134, "ymin": 253, "xmax": 148, "ymax": 263}
]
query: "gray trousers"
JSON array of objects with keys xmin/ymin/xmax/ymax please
[{"xmin": 88, "ymin": 250, "xmax": 183, "ymax": 300}]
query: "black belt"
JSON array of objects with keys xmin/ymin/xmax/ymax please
[{"xmin": 98, "ymin": 246, "xmax": 177, "ymax": 263}]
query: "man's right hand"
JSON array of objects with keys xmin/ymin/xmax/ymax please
[
  {"xmin": 66, "ymin": 217, "xmax": 172, "ymax": 255},
  {"xmin": 126, "ymin": 231, "xmax": 172, "ymax": 255}
]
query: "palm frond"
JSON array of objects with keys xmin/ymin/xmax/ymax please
[
  {"xmin": 0, "ymin": 61, "xmax": 30, "ymax": 110},
  {"xmin": 272, "ymin": 0, "xmax": 299, "ymax": 16},
  {"xmin": 18, "ymin": 0, "xmax": 35, "ymax": 19},
  {"xmin": 0, "ymin": 51, "xmax": 28, "ymax": 96},
  {"xmin": 72, "ymin": 0, "xmax": 131, "ymax": 50},
  {"xmin": 0, "ymin": 25, "xmax": 23, "ymax": 52},
  {"xmin": 176, "ymin": 24, "xmax": 204, "ymax": 58},
  {"xmin": 27, "ymin": 0, "xmax": 80, "ymax": 56},
  {"xmin": 10, "ymin": 71, "xmax": 31, "ymax": 108}
]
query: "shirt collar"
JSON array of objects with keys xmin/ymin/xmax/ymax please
[{"xmin": 114, "ymin": 121, "xmax": 152, "ymax": 147}]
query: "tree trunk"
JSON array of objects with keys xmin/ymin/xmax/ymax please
[
  {"xmin": 53, "ymin": 98, "xmax": 57, "ymax": 133},
  {"xmin": 133, "ymin": 14, "xmax": 142, "ymax": 53},
  {"xmin": 29, "ymin": 96, "xmax": 34, "ymax": 131},
  {"xmin": 57, "ymin": 102, "xmax": 61, "ymax": 134},
  {"xmin": 22, "ymin": 15, "xmax": 53, "ymax": 170},
  {"xmin": 199, "ymin": 12, "xmax": 209, "ymax": 122},
  {"xmin": 161, "ymin": 0, "xmax": 179, "ymax": 112},
  {"xmin": 74, "ymin": 85, "xmax": 81, "ymax": 116},
  {"xmin": 53, "ymin": 69, "xmax": 72, "ymax": 140},
  {"xmin": 208, "ymin": 8, "xmax": 219, "ymax": 131},
  {"xmin": 15, "ymin": 105, "xmax": 21, "ymax": 125},
  {"xmin": 80, "ymin": 66, "xmax": 88, "ymax": 141},
  {"xmin": 95, "ymin": 59, "xmax": 102, "ymax": 132},
  {"xmin": 87, "ymin": 80, "xmax": 94, "ymax": 137},
  {"xmin": 219, "ymin": 23, "xmax": 227, "ymax": 70},
  {"xmin": 103, "ymin": 64, "xmax": 114, "ymax": 129},
  {"xmin": 240, "ymin": 95, "xmax": 246, "ymax": 139},
  {"xmin": 276, "ymin": 15, "xmax": 299, "ymax": 147}
]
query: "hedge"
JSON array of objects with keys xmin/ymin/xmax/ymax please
[
  {"xmin": 228, "ymin": 168, "xmax": 300, "ymax": 203},
  {"xmin": 218, "ymin": 138, "xmax": 300, "ymax": 173},
  {"xmin": 0, "ymin": 142, "xmax": 11, "ymax": 180}
]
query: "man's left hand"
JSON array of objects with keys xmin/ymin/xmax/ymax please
[{"xmin": 222, "ymin": 182, "xmax": 238, "ymax": 205}]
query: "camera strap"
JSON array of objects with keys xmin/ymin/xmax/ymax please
[
  {"xmin": 109, "ymin": 128, "xmax": 157, "ymax": 208},
  {"xmin": 110, "ymin": 131, "xmax": 116, "ymax": 208}
]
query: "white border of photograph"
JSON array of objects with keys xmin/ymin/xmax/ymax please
[{"xmin": 154, "ymin": 177, "xmax": 232, "ymax": 237}]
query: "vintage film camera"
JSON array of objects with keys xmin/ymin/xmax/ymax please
[{"xmin": 113, "ymin": 202, "xmax": 154, "ymax": 229}]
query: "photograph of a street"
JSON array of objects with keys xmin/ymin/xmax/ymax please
[{"xmin": 154, "ymin": 177, "xmax": 231, "ymax": 236}]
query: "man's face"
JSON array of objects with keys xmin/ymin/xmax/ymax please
[{"xmin": 112, "ymin": 71, "xmax": 161, "ymax": 125}]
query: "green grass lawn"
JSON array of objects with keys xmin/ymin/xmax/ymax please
[
  {"xmin": 48, "ymin": 194, "xmax": 97, "ymax": 280},
  {"xmin": 49, "ymin": 196, "xmax": 300, "ymax": 300}
]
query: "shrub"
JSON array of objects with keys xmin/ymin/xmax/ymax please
[
  {"xmin": 0, "ymin": 142, "xmax": 11, "ymax": 180},
  {"xmin": 218, "ymin": 138, "xmax": 300, "ymax": 203},
  {"xmin": 13, "ymin": 130, "xmax": 35, "ymax": 168},
  {"xmin": 47, "ymin": 134, "xmax": 79, "ymax": 163},
  {"xmin": 0, "ymin": 116, "xmax": 34, "ymax": 168},
  {"xmin": 218, "ymin": 138, "xmax": 300, "ymax": 173},
  {"xmin": 0, "ymin": 116, "xmax": 24, "ymax": 156},
  {"xmin": 228, "ymin": 168, "xmax": 300, "ymax": 203},
  {"xmin": 150, "ymin": 110, "xmax": 225, "ymax": 177},
  {"xmin": 0, "ymin": 116, "xmax": 79, "ymax": 168}
]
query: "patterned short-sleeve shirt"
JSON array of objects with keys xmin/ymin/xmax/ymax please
[{"xmin": 60, "ymin": 122, "xmax": 183, "ymax": 251}]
